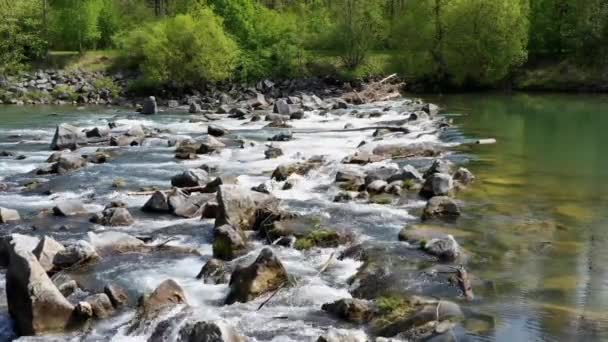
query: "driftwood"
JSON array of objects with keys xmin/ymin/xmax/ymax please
[
  {"xmin": 456, "ymin": 266, "xmax": 474, "ymax": 301},
  {"xmin": 341, "ymin": 74, "xmax": 404, "ymax": 104},
  {"xmin": 294, "ymin": 126, "xmax": 409, "ymax": 135}
]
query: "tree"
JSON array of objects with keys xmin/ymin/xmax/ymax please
[{"xmin": 50, "ymin": 0, "xmax": 104, "ymax": 52}]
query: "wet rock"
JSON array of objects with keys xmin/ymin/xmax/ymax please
[
  {"xmin": 322, "ymin": 298, "xmax": 376, "ymax": 324},
  {"xmin": 273, "ymin": 99, "xmax": 292, "ymax": 115},
  {"xmin": 142, "ymin": 191, "xmax": 170, "ymax": 213},
  {"xmin": 74, "ymin": 301, "xmax": 93, "ymax": 320},
  {"xmin": 367, "ymin": 180, "xmax": 388, "ymax": 194},
  {"xmin": 201, "ymin": 201, "xmax": 219, "ymax": 219},
  {"xmin": 90, "ymin": 207, "xmax": 135, "ymax": 226},
  {"xmin": 342, "ymin": 152, "xmax": 386, "ymax": 165},
  {"xmin": 248, "ymin": 92, "xmax": 268, "ymax": 108},
  {"xmin": 168, "ymin": 189, "xmax": 209, "ymax": 218},
  {"xmin": 104, "ymin": 283, "xmax": 129, "ymax": 308},
  {"xmin": 423, "ymin": 160, "xmax": 454, "ymax": 179},
  {"xmin": 423, "ymin": 103, "xmax": 440, "ymax": 116},
  {"xmin": 334, "ymin": 192, "xmax": 354, "ymax": 203},
  {"xmin": 178, "ymin": 321, "xmax": 244, "ymax": 342},
  {"xmin": 85, "ymin": 126, "xmax": 110, "ymax": 138},
  {"xmin": 50, "ymin": 123, "xmax": 86, "ymax": 150},
  {"xmin": 141, "ymin": 96, "xmax": 157, "ymax": 115},
  {"xmin": 453, "ymin": 167, "xmax": 475, "ymax": 186},
  {"xmin": 198, "ymin": 136, "xmax": 226, "ymax": 154},
  {"xmin": 386, "ymin": 165, "xmax": 424, "ymax": 184},
  {"xmin": 200, "ymin": 177, "xmax": 223, "ymax": 193},
  {"xmin": 175, "ymin": 152, "xmax": 198, "ymax": 160},
  {"xmin": 0, "ymin": 207, "xmax": 21, "ymax": 223},
  {"xmin": 372, "ymin": 144, "xmax": 439, "ymax": 159},
  {"xmin": 422, "ymin": 196, "xmax": 461, "ymax": 220},
  {"xmin": 335, "ymin": 169, "xmax": 365, "ymax": 183},
  {"xmin": 196, "ymin": 258, "xmax": 229, "ymax": 284},
  {"xmin": 6, "ymin": 234, "xmax": 75, "ymax": 335},
  {"xmin": 53, "ymin": 240, "xmax": 99, "ymax": 269},
  {"xmin": 268, "ymin": 132, "xmax": 293, "ymax": 142},
  {"xmin": 85, "ymin": 293, "xmax": 114, "ymax": 319},
  {"xmin": 215, "ymin": 184, "xmax": 258, "ymax": 230},
  {"xmin": 189, "ymin": 102, "xmax": 202, "ymax": 113},
  {"xmin": 110, "ymin": 135, "xmax": 142, "ymax": 146},
  {"xmin": 265, "ymin": 146, "xmax": 283, "ymax": 159},
  {"xmin": 53, "ymin": 200, "xmax": 87, "ymax": 216},
  {"xmin": 167, "ymin": 100, "xmax": 179, "ymax": 108},
  {"xmin": 213, "ymin": 224, "xmax": 247, "ymax": 261},
  {"xmin": 58, "ymin": 280, "xmax": 79, "ymax": 297},
  {"xmin": 271, "ymin": 162, "xmax": 318, "ymax": 181},
  {"xmin": 423, "ymin": 235, "xmax": 460, "ymax": 261},
  {"xmin": 125, "ymin": 124, "xmax": 145, "ymax": 137},
  {"xmin": 32, "ymin": 236, "xmax": 65, "ymax": 272},
  {"xmin": 89, "ymin": 231, "xmax": 146, "ymax": 255},
  {"xmin": 0, "ymin": 150, "xmax": 15, "ymax": 157},
  {"xmin": 138, "ymin": 279, "xmax": 188, "ymax": 321},
  {"xmin": 50, "ymin": 153, "xmax": 88, "ymax": 174},
  {"xmin": 208, "ymin": 124, "xmax": 229, "ymax": 137},
  {"xmin": 171, "ymin": 169, "xmax": 209, "ymax": 188},
  {"xmin": 385, "ymin": 182, "xmax": 403, "ymax": 196},
  {"xmin": 229, "ymin": 107, "xmax": 249, "ymax": 119},
  {"xmin": 420, "ymin": 173, "xmax": 453, "ymax": 199},
  {"xmin": 225, "ymin": 248, "xmax": 288, "ymax": 304}
]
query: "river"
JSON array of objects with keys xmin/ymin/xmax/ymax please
[{"xmin": 0, "ymin": 93, "xmax": 607, "ymax": 341}]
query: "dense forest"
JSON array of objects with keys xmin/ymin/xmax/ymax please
[{"xmin": 1, "ymin": 0, "xmax": 607, "ymax": 89}]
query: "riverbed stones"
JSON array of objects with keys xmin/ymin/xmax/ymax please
[
  {"xmin": 171, "ymin": 169, "xmax": 209, "ymax": 188},
  {"xmin": 225, "ymin": 248, "xmax": 288, "ymax": 305},
  {"xmin": 322, "ymin": 298, "xmax": 376, "ymax": 324},
  {"xmin": 50, "ymin": 123, "xmax": 87, "ymax": 150},
  {"xmin": 53, "ymin": 240, "xmax": 99, "ymax": 269},
  {"xmin": 32, "ymin": 236, "xmax": 65, "ymax": 272},
  {"xmin": 420, "ymin": 173, "xmax": 453, "ymax": 198},
  {"xmin": 0, "ymin": 207, "xmax": 20, "ymax": 223},
  {"xmin": 213, "ymin": 224, "xmax": 247, "ymax": 261},
  {"xmin": 168, "ymin": 190, "xmax": 209, "ymax": 218},
  {"xmin": 422, "ymin": 196, "xmax": 461, "ymax": 220},
  {"xmin": 6, "ymin": 234, "xmax": 76, "ymax": 335},
  {"xmin": 342, "ymin": 151, "xmax": 386, "ymax": 165},
  {"xmin": 208, "ymin": 124, "xmax": 229, "ymax": 137},
  {"xmin": 141, "ymin": 96, "xmax": 157, "ymax": 115},
  {"xmin": 189, "ymin": 102, "xmax": 202, "ymax": 113},
  {"xmin": 53, "ymin": 200, "xmax": 87, "ymax": 216}
]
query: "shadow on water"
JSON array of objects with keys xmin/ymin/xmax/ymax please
[{"xmin": 422, "ymin": 92, "xmax": 608, "ymax": 341}]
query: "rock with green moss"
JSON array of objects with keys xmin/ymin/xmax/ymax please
[
  {"xmin": 422, "ymin": 196, "xmax": 460, "ymax": 220},
  {"xmin": 212, "ymin": 225, "xmax": 247, "ymax": 261},
  {"xmin": 294, "ymin": 230, "xmax": 344, "ymax": 250},
  {"xmin": 322, "ymin": 298, "xmax": 376, "ymax": 324},
  {"xmin": 369, "ymin": 194, "xmax": 394, "ymax": 205}
]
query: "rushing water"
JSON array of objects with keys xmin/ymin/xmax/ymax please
[{"xmin": 0, "ymin": 93, "xmax": 607, "ymax": 341}]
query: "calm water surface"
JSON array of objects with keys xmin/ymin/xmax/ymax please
[{"xmin": 428, "ymin": 93, "xmax": 608, "ymax": 341}]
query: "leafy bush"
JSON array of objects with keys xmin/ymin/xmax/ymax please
[
  {"xmin": 117, "ymin": 7, "xmax": 239, "ymax": 87},
  {"xmin": 93, "ymin": 76, "xmax": 120, "ymax": 96},
  {"xmin": 51, "ymin": 84, "xmax": 78, "ymax": 101},
  {"xmin": 0, "ymin": 0, "xmax": 46, "ymax": 74}
]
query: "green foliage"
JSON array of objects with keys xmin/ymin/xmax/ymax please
[
  {"xmin": 50, "ymin": 0, "xmax": 105, "ymax": 51},
  {"xmin": 117, "ymin": 7, "xmax": 239, "ymax": 87},
  {"xmin": 0, "ymin": 0, "xmax": 46, "ymax": 74},
  {"xmin": 93, "ymin": 76, "xmax": 120, "ymax": 96},
  {"xmin": 51, "ymin": 84, "xmax": 78, "ymax": 101}
]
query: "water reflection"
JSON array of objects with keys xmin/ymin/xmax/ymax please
[{"xmin": 427, "ymin": 93, "xmax": 608, "ymax": 341}]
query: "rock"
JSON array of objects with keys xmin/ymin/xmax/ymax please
[
  {"xmin": 171, "ymin": 169, "xmax": 209, "ymax": 188},
  {"xmin": 225, "ymin": 248, "xmax": 288, "ymax": 304},
  {"xmin": 317, "ymin": 328, "xmax": 368, "ymax": 342},
  {"xmin": 248, "ymin": 93, "xmax": 268, "ymax": 108},
  {"xmin": 271, "ymin": 162, "xmax": 318, "ymax": 181},
  {"xmin": 422, "ymin": 196, "xmax": 461, "ymax": 220},
  {"xmin": 167, "ymin": 100, "xmax": 179, "ymax": 108},
  {"xmin": 53, "ymin": 200, "xmax": 87, "ymax": 216},
  {"xmin": 453, "ymin": 167, "xmax": 475, "ymax": 185},
  {"xmin": 342, "ymin": 152, "xmax": 386, "ymax": 165},
  {"xmin": 229, "ymin": 107, "xmax": 249, "ymax": 119},
  {"xmin": 336, "ymin": 169, "xmax": 364, "ymax": 183},
  {"xmin": 139, "ymin": 279, "xmax": 187, "ymax": 320},
  {"xmin": 208, "ymin": 124, "xmax": 229, "ymax": 137},
  {"xmin": 53, "ymin": 240, "xmax": 99, "ymax": 269},
  {"xmin": 58, "ymin": 280, "xmax": 79, "ymax": 297},
  {"xmin": 32, "ymin": 236, "xmax": 65, "ymax": 272},
  {"xmin": 385, "ymin": 182, "xmax": 403, "ymax": 196},
  {"xmin": 201, "ymin": 201, "xmax": 219, "ymax": 219},
  {"xmin": 290, "ymin": 110, "xmax": 305, "ymax": 120},
  {"xmin": 265, "ymin": 146, "xmax": 283, "ymax": 159},
  {"xmin": 268, "ymin": 132, "xmax": 293, "ymax": 142},
  {"xmin": 85, "ymin": 127, "xmax": 109, "ymax": 138},
  {"xmin": 0, "ymin": 150, "xmax": 15, "ymax": 157},
  {"xmin": 0, "ymin": 207, "xmax": 21, "ymax": 223},
  {"xmin": 104, "ymin": 283, "xmax": 129, "ymax": 308},
  {"xmin": 213, "ymin": 224, "xmax": 247, "ymax": 261},
  {"xmin": 178, "ymin": 321, "xmax": 244, "ymax": 342},
  {"xmin": 322, "ymin": 299, "xmax": 375, "ymax": 324},
  {"xmin": 367, "ymin": 180, "xmax": 388, "ymax": 194},
  {"xmin": 169, "ymin": 190, "xmax": 208, "ymax": 218},
  {"xmin": 142, "ymin": 96, "xmax": 157, "ymax": 115},
  {"xmin": 420, "ymin": 173, "xmax": 453, "ymax": 198},
  {"xmin": 423, "ymin": 235, "xmax": 460, "ymax": 261},
  {"xmin": 85, "ymin": 293, "xmax": 114, "ymax": 319},
  {"xmin": 422, "ymin": 103, "xmax": 440, "ymax": 116},
  {"xmin": 198, "ymin": 135, "xmax": 226, "ymax": 154},
  {"xmin": 215, "ymin": 185, "xmax": 258, "ymax": 231},
  {"xmin": 423, "ymin": 160, "xmax": 453, "ymax": 179},
  {"xmin": 50, "ymin": 123, "xmax": 86, "ymax": 150},
  {"xmin": 74, "ymin": 302, "xmax": 93, "ymax": 320},
  {"xmin": 334, "ymin": 192, "xmax": 354, "ymax": 203},
  {"xmin": 90, "ymin": 207, "xmax": 135, "ymax": 226},
  {"xmin": 142, "ymin": 191, "xmax": 170, "ymax": 213},
  {"xmin": 387, "ymin": 165, "xmax": 424, "ymax": 184},
  {"xmin": 50, "ymin": 153, "xmax": 88, "ymax": 174},
  {"xmin": 189, "ymin": 102, "xmax": 202, "ymax": 113},
  {"xmin": 196, "ymin": 258, "xmax": 229, "ymax": 284},
  {"xmin": 200, "ymin": 177, "xmax": 223, "ymax": 193},
  {"xmin": 6, "ymin": 235, "xmax": 75, "ymax": 335},
  {"xmin": 110, "ymin": 135, "xmax": 142, "ymax": 146},
  {"xmin": 125, "ymin": 124, "xmax": 145, "ymax": 137}
]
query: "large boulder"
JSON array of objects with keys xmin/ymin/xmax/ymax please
[
  {"xmin": 422, "ymin": 196, "xmax": 461, "ymax": 220},
  {"xmin": 141, "ymin": 96, "xmax": 157, "ymax": 115},
  {"xmin": 215, "ymin": 185, "xmax": 258, "ymax": 230},
  {"xmin": 50, "ymin": 123, "xmax": 86, "ymax": 150},
  {"xmin": 213, "ymin": 225, "xmax": 247, "ymax": 261},
  {"xmin": 225, "ymin": 248, "xmax": 288, "ymax": 305},
  {"xmin": 53, "ymin": 240, "xmax": 99, "ymax": 269},
  {"xmin": 84, "ymin": 293, "xmax": 114, "ymax": 319},
  {"xmin": 420, "ymin": 173, "xmax": 453, "ymax": 199},
  {"xmin": 322, "ymin": 298, "xmax": 376, "ymax": 324},
  {"xmin": 386, "ymin": 165, "xmax": 424, "ymax": 184},
  {"xmin": 178, "ymin": 321, "xmax": 244, "ymax": 342},
  {"xmin": 142, "ymin": 191, "xmax": 170, "ymax": 213},
  {"xmin": 6, "ymin": 234, "xmax": 76, "ymax": 335},
  {"xmin": 32, "ymin": 236, "xmax": 65, "ymax": 273},
  {"xmin": 52, "ymin": 200, "xmax": 87, "ymax": 216},
  {"xmin": 423, "ymin": 159, "xmax": 453, "ymax": 179},
  {"xmin": 171, "ymin": 169, "xmax": 209, "ymax": 188},
  {"xmin": 0, "ymin": 207, "xmax": 20, "ymax": 223},
  {"xmin": 168, "ymin": 190, "xmax": 209, "ymax": 218}
]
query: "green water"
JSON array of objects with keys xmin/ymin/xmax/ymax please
[{"xmin": 428, "ymin": 93, "xmax": 608, "ymax": 341}]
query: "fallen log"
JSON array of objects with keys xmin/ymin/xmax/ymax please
[{"xmin": 294, "ymin": 126, "xmax": 410, "ymax": 134}]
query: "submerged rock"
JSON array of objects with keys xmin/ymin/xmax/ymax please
[
  {"xmin": 225, "ymin": 248, "xmax": 288, "ymax": 304},
  {"xmin": 422, "ymin": 196, "xmax": 461, "ymax": 220},
  {"xmin": 6, "ymin": 234, "xmax": 76, "ymax": 335},
  {"xmin": 0, "ymin": 207, "xmax": 20, "ymax": 223},
  {"xmin": 453, "ymin": 167, "xmax": 475, "ymax": 186},
  {"xmin": 423, "ymin": 235, "xmax": 460, "ymax": 261}
]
